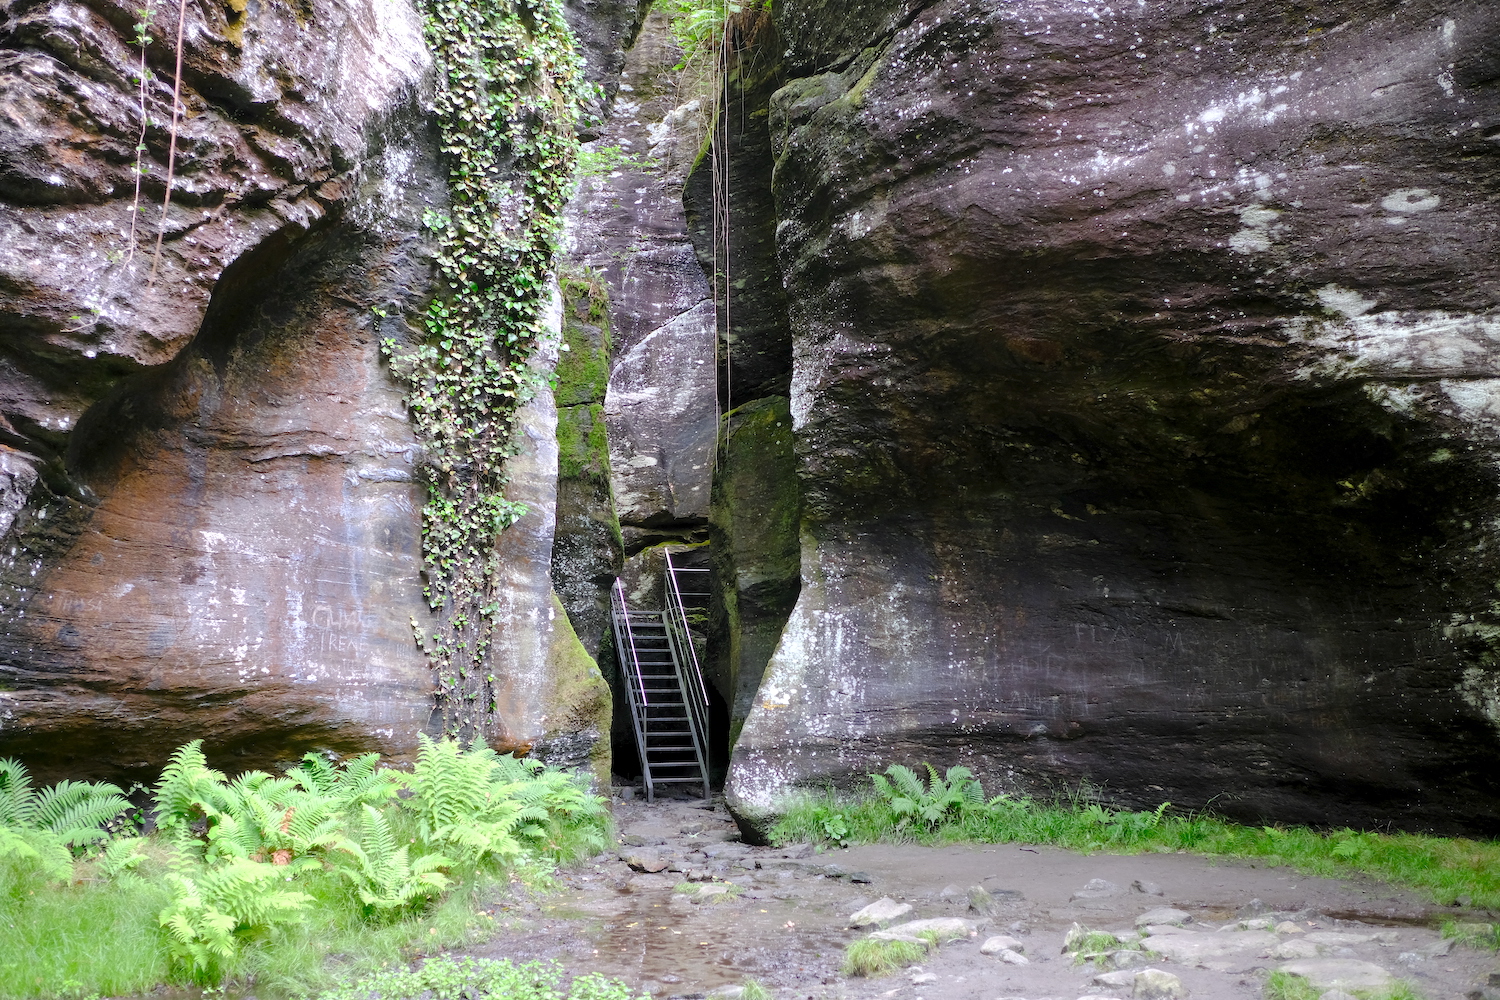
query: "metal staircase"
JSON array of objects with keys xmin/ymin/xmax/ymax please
[{"xmin": 611, "ymin": 551, "xmax": 712, "ymax": 801}]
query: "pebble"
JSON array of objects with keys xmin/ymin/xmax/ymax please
[
  {"xmin": 1072, "ymin": 878, "xmax": 1123, "ymax": 901},
  {"xmin": 910, "ymin": 973, "xmax": 938, "ymax": 984},
  {"xmin": 968, "ymin": 885, "xmax": 1003, "ymax": 916},
  {"xmin": 1110, "ymin": 949, "xmax": 1150, "ymax": 968},
  {"xmin": 1143, "ymin": 929, "xmax": 1279, "ymax": 965},
  {"xmin": 1135, "ymin": 907, "xmax": 1190, "ymax": 927},
  {"xmin": 1271, "ymin": 939, "xmax": 1323, "ymax": 960},
  {"xmin": 998, "ymin": 949, "xmax": 1029, "ymax": 965},
  {"xmin": 848, "ymin": 897, "xmax": 913, "ymax": 928},
  {"xmin": 980, "ymin": 934, "xmax": 1025, "ymax": 955},
  {"xmin": 1094, "ymin": 970, "xmax": 1138, "ymax": 988},
  {"xmin": 622, "ymin": 851, "xmax": 668, "ymax": 873}
]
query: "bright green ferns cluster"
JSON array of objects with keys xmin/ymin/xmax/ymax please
[{"xmin": 386, "ymin": 0, "xmax": 591, "ymax": 738}]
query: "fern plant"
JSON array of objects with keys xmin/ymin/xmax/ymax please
[
  {"xmin": 333, "ymin": 804, "xmax": 452, "ymax": 916},
  {"xmin": 153, "ymin": 741, "xmax": 232, "ymax": 841},
  {"xmin": 405, "ymin": 736, "xmax": 535, "ymax": 866},
  {"xmin": 403, "ymin": 736, "xmax": 607, "ymax": 865},
  {"xmin": 159, "ymin": 856, "xmax": 312, "ymax": 981},
  {"xmin": 871, "ymin": 763, "xmax": 985, "ymax": 830},
  {"xmin": 286, "ymin": 751, "xmax": 400, "ymax": 812},
  {"xmin": 0, "ymin": 757, "xmax": 130, "ymax": 880}
]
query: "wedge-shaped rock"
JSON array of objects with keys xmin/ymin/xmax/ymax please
[
  {"xmin": 871, "ymin": 917, "xmax": 984, "ymax": 943},
  {"xmin": 849, "ymin": 897, "xmax": 912, "ymax": 928}
]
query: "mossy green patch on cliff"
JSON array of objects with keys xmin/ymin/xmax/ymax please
[
  {"xmin": 557, "ymin": 403, "xmax": 611, "ymax": 482},
  {"xmin": 708, "ymin": 396, "xmax": 800, "ymax": 745},
  {"xmin": 556, "ymin": 270, "xmax": 612, "ymax": 408},
  {"xmin": 542, "ymin": 591, "xmax": 614, "ymax": 786}
]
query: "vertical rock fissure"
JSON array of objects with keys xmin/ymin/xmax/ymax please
[{"xmin": 386, "ymin": 0, "xmax": 589, "ymax": 741}]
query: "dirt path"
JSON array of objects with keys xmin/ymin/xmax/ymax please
[{"xmin": 473, "ymin": 795, "xmax": 1500, "ymax": 1000}]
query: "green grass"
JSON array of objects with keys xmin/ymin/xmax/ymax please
[
  {"xmin": 0, "ymin": 739, "xmax": 612, "ymax": 999},
  {"xmin": 739, "ymin": 979, "xmax": 773, "ymax": 1000},
  {"xmin": 770, "ymin": 780, "xmax": 1500, "ymax": 909},
  {"xmin": 841, "ymin": 938, "xmax": 929, "ymax": 977},
  {"xmin": 1442, "ymin": 919, "xmax": 1500, "ymax": 950},
  {"xmin": 1265, "ymin": 971, "xmax": 1423, "ymax": 1000},
  {"xmin": 1264, "ymin": 970, "xmax": 1320, "ymax": 1000},
  {"xmin": 0, "ymin": 865, "xmax": 172, "ymax": 998},
  {"xmin": 297, "ymin": 954, "xmax": 647, "ymax": 1000}
]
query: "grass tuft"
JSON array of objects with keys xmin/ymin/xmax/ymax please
[
  {"xmin": 1441, "ymin": 920, "xmax": 1500, "ymax": 950},
  {"xmin": 1264, "ymin": 970, "xmax": 1320, "ymax": 1000},
  {"xmin": 740, "ymin": 978, "xmax": 773, "ymax": 1000},
  {"xmin": 841, "ymin": 938, "xmax": 929, "ymax": 977}
]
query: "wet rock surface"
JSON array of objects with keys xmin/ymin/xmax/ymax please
[
  {"xmin": 474, "ymin": 798, "xmax": 1500, "ymax": 1000},
  {"xmin": 726, "ymin": 0, "xmax": 1500, "ymax": 834}
]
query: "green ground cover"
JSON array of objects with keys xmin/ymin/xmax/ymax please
[
  {"xmin": 0, "ymin": 737, "xmax": 609, "ymax": 998},
  {"xmin": 770, "ymin": 764, "xmax": 1500, "ymax": 910}
]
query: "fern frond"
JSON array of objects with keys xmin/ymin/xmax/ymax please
[
  {"xmin": 886, "ymin": 764, "xmax": 927, "ymax": 802},
  {"xmin": 286, "ymin": 754, "xmax": 337, "ymax": 796},
  {"xmin": 154, "ymin": 741, "xmax": 229, "ymax": 839},
  {"xmin": 30, "ymin": 780, "xmax": 129, "ymax": 844},
  {"xmin": 0, "ymin": 757, "xmax": 33, "ymax": 828},
  {"xmin": 0, "ymin": 826, "xmax": 73, "ymax": 881},
  {"xmin": 99, "ymin": 836, "xmax": 149, "ymax": 879}
]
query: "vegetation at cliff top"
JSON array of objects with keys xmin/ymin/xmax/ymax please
[
  {"xmin": 0, "ymin": 737, "xmax": 608, "ymax": 999},
  {"xmin": 770, "ymin": 764, "xmax": 1500, "ymax": 910}
]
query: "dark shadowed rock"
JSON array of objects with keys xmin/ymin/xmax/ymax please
[{"xmin": 726, "ymin": 0, "xmax": 1500, "ymax": 836}]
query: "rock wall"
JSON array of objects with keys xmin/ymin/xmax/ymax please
[
  {"xmin": 707, "ymin": 396, "xmax": 799, "ymax": 746},
  {"xmin": 0, "ymin": 0, "xmax": 613, "ymax": 784},
  {"xmin": 725, "ymin": 0, "xmax": 1500, "ymax": 835},
  {"xmin": 563, "ymin": 11, "xmax": 718, "ymax": 556}
]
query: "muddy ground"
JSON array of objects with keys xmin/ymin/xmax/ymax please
[{"xmin": 472, "ymin": 793, "xmax": 1500, "ymax": 1000}]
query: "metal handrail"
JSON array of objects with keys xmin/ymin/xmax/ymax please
[
  {"xmin": 610, "ymin": 580, "xmax": 657, "ymax": 800},
  {"xmin": 664, "ymin": 551, "xmax": 711, "ymax": 713},
  {"xmin": 664, "ymin": 552, "xmax": 712, "ymax": 800}
]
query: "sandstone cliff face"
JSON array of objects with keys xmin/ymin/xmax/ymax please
[
  {"xmin": 726, "ymin": 0, "xmax": 1500, "ymax": 834},
  {"xmin": 0, "ymin": 0, "xmax": 611, "ymax": 783},
  {"xmin": 564, "ymin": 11, "xmax": 717, "ymax": 556}
]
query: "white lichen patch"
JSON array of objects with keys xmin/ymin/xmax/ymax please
[
  {"xmin": 1380, "ymin": 188, "xmax": 1441, "ymax": 213},
  {"xmin": 1460, "ymin": 666, "xmax": 1500, "ymax": 734},
  {"xmin": 1315, "ymin": 284, "xmax": 1378, "ymax": 319},
  {"xmin": 1290, "ymin": 308, "xmax": 1500, "ymax": 382},
  {"xmin": 1228, "ymin": 205, "xmax": 1281, "ymax": 254}
]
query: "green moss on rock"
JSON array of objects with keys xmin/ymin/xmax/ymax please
[{"xmin": 708, "ymin": 395, "xmax": 801, "ymax": 744}]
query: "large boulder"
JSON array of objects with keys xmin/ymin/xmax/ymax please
[
  {"xmin": 0, "ymin": 0, "xmax": 610, "ymax": 783},
  {"xmin": 727, "ymin": 0, "xmax": 1500, "ymax": 835}
]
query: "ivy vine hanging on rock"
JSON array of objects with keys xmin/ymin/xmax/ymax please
[{"xmin": 385, "ymin": 0, "xmax": 589, "ymax": 741}]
